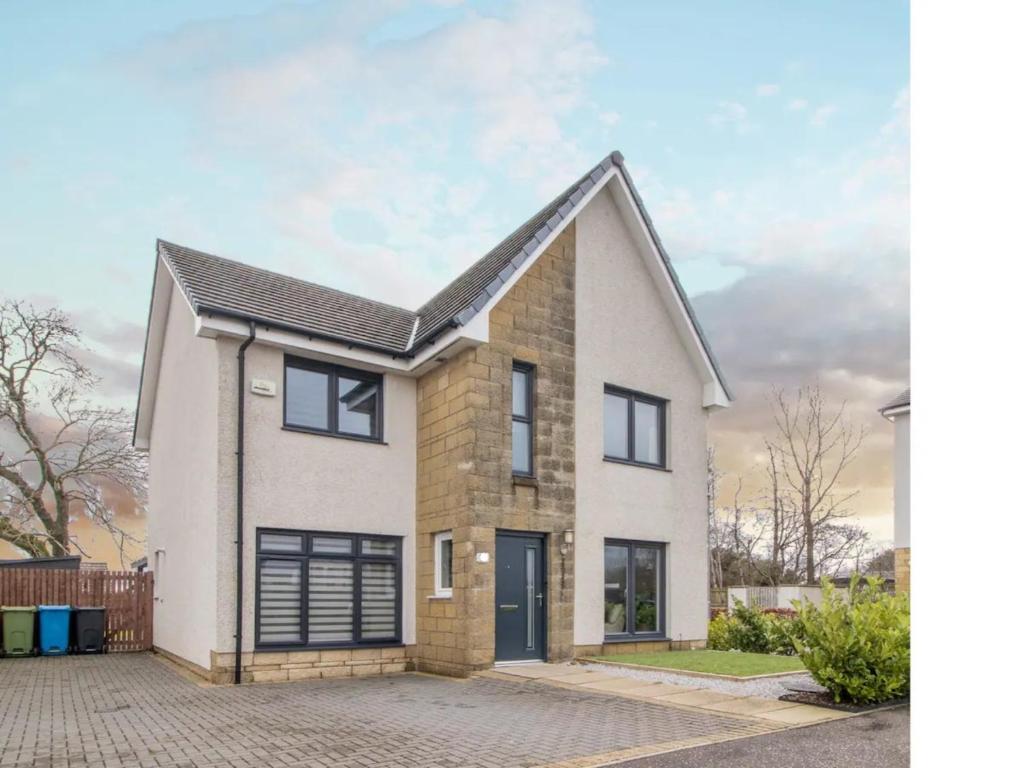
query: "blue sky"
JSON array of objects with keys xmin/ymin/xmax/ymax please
[{"xmin": 1, "ymin": 0, "xmax": 908, "ymax": 542}]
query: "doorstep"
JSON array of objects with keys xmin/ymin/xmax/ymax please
[{"xmin": 483, "ymin": 662, "xmax": 849, "ymax": 727}]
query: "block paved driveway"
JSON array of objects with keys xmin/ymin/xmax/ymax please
[{"xmin": 0, "ymin": 654, "xmax": 777, "ymax": 768}]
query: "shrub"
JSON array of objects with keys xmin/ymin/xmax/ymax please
[
  {"xmin": 707, "ymin": 612, "xmax": 734, "ymax": 650},
  {"xmin": 730, "ymin": 600, "xmax": 798, "ymax": 655},
  {"xmin": 706, "ymin": 600, "xmax": 798, "ymax": 655},
  {"xmin": 790, "ymin": 575, "xmax": 910, "ymax": 704}
]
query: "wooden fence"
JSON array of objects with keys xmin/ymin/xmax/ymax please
[{"xmin": 0, "ymin": 569, "xmax": 153, "ymax": 652}]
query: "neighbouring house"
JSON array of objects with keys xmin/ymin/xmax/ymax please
[
  {"xmin": 881, "ymin": 388, "xmax": 911, "ymax": 594},
  {"xmin": 133, "ymin": 151, "xmax": 732, "ymax": 684},
  {"xmin": 0, "ymin": 555, "xmax": 82, "ymax": 570},
  {"xmin": 726, "ymin": 584, "xmax": 841, "ymax": 612}
]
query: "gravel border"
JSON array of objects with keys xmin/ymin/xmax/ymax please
[{"xmin": 579, "ymin": 661, "xmax": 816, "ymax": 699}]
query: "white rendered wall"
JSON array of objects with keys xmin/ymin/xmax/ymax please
[
  {"xmin": 212, "ymin": 341, "xmax": 418, "ymax": 654},
  {"xmin": 573, "ymin": 187, "xmax": 710, "ymax": 646},
  {"xmin": 893, "ymin": 411, "xmax": 911, "ymax": 549},
  {"xmin": 147, "ymin": 286, "xmax": 220, "ymax": 669}
]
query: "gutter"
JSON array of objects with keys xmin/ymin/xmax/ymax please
[
  {"xmin": 234, "ymin": 321, "xmax": 256, "ymax": 685},
  {"xmin": 198, "ymin": 304, "xmax": 415, "ymax": 359}
]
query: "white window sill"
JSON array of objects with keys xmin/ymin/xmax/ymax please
[{"xmin": 428, "ymin": 593, "xmax": 453, "ymax": 600}]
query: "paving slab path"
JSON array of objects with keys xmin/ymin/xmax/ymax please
[{"xmin": 488, "ymin": 663, "xmax": 847, "ymax": 728}]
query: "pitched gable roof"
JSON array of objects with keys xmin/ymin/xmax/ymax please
[
  {"xmin": 412, "ymin": 154, "xmax": 618, "ymax": 350},
  {"xmin": 159, "ymin": 240, "xmax": 418, "ymax": 355},
  {"xmin": 151, "ymin": 150, "xmax": 730, "ymax": 399}
]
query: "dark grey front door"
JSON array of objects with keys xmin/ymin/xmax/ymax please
[{"xmin": 495, "ymin": 532, "xmax": 546, "ymax": 662}]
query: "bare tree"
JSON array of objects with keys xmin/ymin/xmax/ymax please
[
  {"xmin": 758, "ymin": 442, "xmax": 804, "ymax": 585},
  {"xmin": 767, "ymin": 384, "xmax": 865, "ymax": 583},
  {"xmin": 707, "ymin": 447, "xmax": 725, "ymax": 590},
  {"xmin": 815, "ymin": 523, "xmax": 871, "ymax": 580},
  {"xmin": 0, "ymin": 300, "xmax": 145, "ymax": 564}
]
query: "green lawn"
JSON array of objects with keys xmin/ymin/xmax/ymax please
[{"xmin": 593, "ymin": 650, "xmax": 805, "ymax": 677}]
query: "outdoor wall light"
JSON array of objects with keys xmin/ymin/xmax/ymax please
[{"xmin": 560, "ymin": 529, "xmax": 575, "ymax": 555}]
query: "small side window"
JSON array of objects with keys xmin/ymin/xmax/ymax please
[{"xmin": 434, "ymin": 531, "xmax": 453, "ymax": 597}]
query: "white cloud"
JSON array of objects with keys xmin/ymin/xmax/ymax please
[
  {"xmin": 756, "ymin": 83, "xmax": 780, "ymax": 97},
  {"xmin": 811, "ymin": 104, "xmax": 838, "ymax": 126},
  {"xmin": 709, "ymin": 100, "xmax": 750, "ymax": 134},
  {"xmin": 788, "ymin": 98, "xmax": 808, "ymax": 111},
  {"xmin": 125, "ymin": 0, "xmax": 607, "ymax": 305},
  {"xmin": 598, "ymin": 110, "xmax": 621, "ymax": 126}
]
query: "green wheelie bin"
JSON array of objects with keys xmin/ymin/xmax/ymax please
[{"xmin": 1, "ymin": 606, "xmax": 37, "ymax": 656}]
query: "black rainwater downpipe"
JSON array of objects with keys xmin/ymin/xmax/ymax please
[{"xmin": 234, "ymin": 321, "xmax": 256, "ymax": 684}]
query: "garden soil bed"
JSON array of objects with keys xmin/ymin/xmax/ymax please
[{"xmin": 779, "ymin": 690, "xmax": 910, "ymax": 713}]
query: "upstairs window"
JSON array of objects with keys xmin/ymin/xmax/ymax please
[
  {"xmin": 285, "ymin": 357, "xmax": 383, "ymax": 441},
  {"xmin": 512, "ymin": 362, "xmax": 535, "ymax": 476},
  {"xmin": 603, "ymin": 386, "xmax": 666, "ymax": 468}
]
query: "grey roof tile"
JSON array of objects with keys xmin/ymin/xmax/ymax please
[
  {"xmin": 158, "ymin": 241, "xmax": 417, "ymax": 354},
  {"xmin": 881, "ymin": 388, "xmax": 911, "ymax": 412}
]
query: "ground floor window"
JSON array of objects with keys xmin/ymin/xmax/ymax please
[
  {"xmin": 604, "ymin": 539, "xmax": 665, "ymax": 639},
  {"xmin": 256, "ymin": 528, "xmax": 401, "ymax": 648}
]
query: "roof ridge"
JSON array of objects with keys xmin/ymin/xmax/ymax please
[{"xmin": 408, "ymin": 151, "xmax": 624, "ymax": 350}]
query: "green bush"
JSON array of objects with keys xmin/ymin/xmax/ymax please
[
  {"xmin": 730, "ymin": 600, "xmax": 797, "ymax": 655},
  {"xmin": 707, "ymin": 612, "xmax": 733, "ymax": 650},
  {"xmin": 706, "ymin": 601, "xmax": 797, "ymax": 655},
  {"xmin": 790, "ymin": 575, "xmax": 910, "ymax": 704}
]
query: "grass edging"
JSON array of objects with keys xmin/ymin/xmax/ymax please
[{"xmin": 578, "ymin": 656, "xmax": 806, "ymax": 682}]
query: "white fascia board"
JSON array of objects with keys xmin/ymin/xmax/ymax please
[
  {"xmin": 605, "ymin": 171, "xmax": 730, "ymax": 409},
  {"xmin": 881, "ymin": 404, "xmax": 910, "ymax": 420},
  {"xmin": 459, "ymin": 169, "xmax": 618, "ymax": 342},
  {"xmin": 195, "ymin": 312, "xmax": 483, "ymax": 376},
  {"xmin": 133, "ymin": 260, "xmax": 177, "ymax": 450}
]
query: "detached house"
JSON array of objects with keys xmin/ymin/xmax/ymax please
[{"xmin": 134, "ymin": 151, "xmax": 732, "ymax": 683}]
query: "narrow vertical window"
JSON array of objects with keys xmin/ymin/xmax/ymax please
[
  {"xmin": 434, "ymin": 531, "xmax": 453, "ymax": 597},
  {"xmin": 512, "ymin": 362, "xmax": 534, "ymax": 476}
]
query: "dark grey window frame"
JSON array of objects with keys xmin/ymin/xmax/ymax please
[
  {"xmin": 283, "ymin": 356, "xmax": 384, "ymax": 443},
  {"xmin": 512, "ymin": 361, "xmax": 536, "ymax": 478},
  {"xmin": 603, "ymin": 538, "xmax": 666, "ymax": 641},
  {"xmin": 603, "ymin": 385, "xmax": 667, "ymax": 469},
  {"xmin": 255, "ymin": 527, "xmax": 402, "ymax": 651}
]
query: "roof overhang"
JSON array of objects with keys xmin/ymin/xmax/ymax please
[
  {"xmin": 880, "ymin": 403, "xmax": 910, "ymax": 421},
  {"xmin": 132, "ymin": 256, "xmax": 482, "ymax": 449},
  {"xmin": 459, "ymin": 166, "xmax": 731, "ymax": 409},
  {"xmin": 133, "ymin": 155, "xmax": 732, "ymax": 447}
]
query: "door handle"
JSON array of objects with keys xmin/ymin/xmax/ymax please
[
  {"xmin": 499, "ymin": 604, "xmax": 519, "ymax": 611},
  {"xmin": 536, "ymin": 592, "xmax": 544, "ymax": 606}
]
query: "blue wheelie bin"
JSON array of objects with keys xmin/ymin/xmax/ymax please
[{"xmin": 37, "ymin": 605, "xmax": 72, "ymax": 655}]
